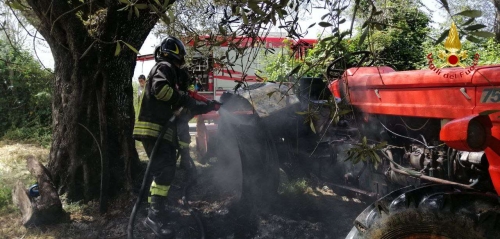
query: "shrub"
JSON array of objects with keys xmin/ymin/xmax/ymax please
[{"xmin": 0, "ymin": 39, "xmax": 53, "ymax": 146}]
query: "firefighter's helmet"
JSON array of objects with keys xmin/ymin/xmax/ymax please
[{"xmin": 155, "ymin": 36, "xmax": 186, "ymax": 65}]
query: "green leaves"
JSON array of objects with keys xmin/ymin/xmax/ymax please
[
  {"xmin": 318, "ymin": 22, "xmax": 333, "ymax": 27},
  {"xmin": 123, "ymin": 42, "xmax": 138, "ymax": 54},
  {"xmin": 218, "ymin": 25, "xmax": 227, "ymax": 36},
  {"xmin": 241, "ymin": 11, "xmax": 249, "ymax": 25},
  {"xmin": 455, "ymin": 10, "xmax": 482, "ymax": 18},
  {"xmin": 466, "ymin": 35, "xmax": 481, "ymax": 43},
  {"xmin": 435, "ymin": 29, "xmax": 450, "ymax": 44},
  {"xmin": 469, "ymin": 31, "xmax": 496, "ymax": 38},
  {"xmin": 437, "ymin": 10, "xmax": 497, "ymax": 43},
  {"xmin": 296, "ymin": 109, "xmax": 318, "ymax": 134},
  {"xmin": 114, "ymin": 42, "xmax": 122, "ymax": 56},
  {"xmin": 147, "ymin": 3, "xmax": 171, "ymax": 24},
  {"xmin": 134, "ymin": 6, "xmax": 140, "ymax": 18},
  {"xmin": 344, "ymin": 138, "xmax": 387, "ymax": 169},
  {"xmin": 309, "ymin": 120, "xmax": 316, "ymax": 134},
  {"xmin": 7, "ymin": 0, "xmax": 25, "ymax": 10},
  {"xmin": 464, "ymin": 24, "xmax": 487, "ymax": 31},
  {"xmin": 248, "ymin": 1, "xmax": 265, "ymax": 15},
  {"xmin": 119, "ymin": 0, "xmax": 173, "ymax": 22},
  {"xmin": 461, "ymin": 18, "xmax": 475, "ymax": 26},
  {"xmin": 358, "ymin": 27, "xmax": 369, "ymax": 47},
  {"xmin": 266, "ymin": 89, "xmax": 278, "ymax": 98},
  {"xmin": 114, "ymin": 41, "xmax": 138, "ymax": 56},
  {"xmin": 438, "ymin": 0, "xmax": 450, "ymax": 12},
  {"xmin": 135, "ymin": 4, "xmax": 148, "ymax": 9}
]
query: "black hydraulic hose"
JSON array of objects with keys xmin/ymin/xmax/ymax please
[
  {"xmin": 127, "ymin": 109, "xmax": 181, "ymax": 239},
  {"xmin": 447, "ymin": 147, "xmax": 454, "ymax": 181},
  {"xmin": 181, "ymin": 157, "xmax": 206, "ymax": 239}
]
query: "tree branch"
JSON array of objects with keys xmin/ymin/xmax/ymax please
[
  {"xmin": 27, "ymin": 0, "xmax": 90, "ymax": 52},
  {"xmin": 7, "ymin": 5, "xmax": 46, "ymax": 41},
  {"xmin": 33, "ymin": 30, "xmax": 53, "ymax": 72},
  {"xmin": 50, "ymin": 0, "xmax": 95, "ymax": 34}
]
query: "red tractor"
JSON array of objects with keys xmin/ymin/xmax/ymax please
[{"xmin": 198, "ymin": 51, "xmax": 500, "ymax": 238}]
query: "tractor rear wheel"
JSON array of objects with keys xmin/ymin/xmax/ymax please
[
  {"xmin": 215, "ymin": 110, "xmax": 279, "ymax": 207},
  {"xmin": 346, "ymin": 184, "xmax": 500, "ymax": 239},
  {"xmin": 365, "ymin": 209, "xmax": 482, "ymax": 239}
]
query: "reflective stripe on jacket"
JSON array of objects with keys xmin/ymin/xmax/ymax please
[{"xmin": 133, "ymin": 120, "xmax": 176, "ymax": 142}]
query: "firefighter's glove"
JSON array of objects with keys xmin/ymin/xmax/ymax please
[{"xmin": 207, "ymin": 100, "xmax": 222, "ymax": 111}]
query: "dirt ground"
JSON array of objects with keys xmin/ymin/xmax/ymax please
[{"xmin": 0, "ymin": 140, "xmax": 370, "ymax": 239}]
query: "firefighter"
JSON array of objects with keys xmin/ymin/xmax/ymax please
[{"xmin": 133, "ymin": 36, "xmax": 218, "ymax": 238}]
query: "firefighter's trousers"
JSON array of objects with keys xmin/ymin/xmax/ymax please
[{"xmin": 141, "ymin": 138, "xmax": 177, "ymax": 192}]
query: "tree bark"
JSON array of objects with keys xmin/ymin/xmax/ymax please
[
  {"xmin": 494, "ymin": 0, "xmax": 500, "ymax": 42},
  {"xmin": 21, "ymin": 0, "xmax": 171, "ymax": 211},
  {"xmin": 47, "ymin": 42, "xmax": 140, "ymax": 205}
]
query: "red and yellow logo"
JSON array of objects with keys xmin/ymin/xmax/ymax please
[{"xmin": 427, "ymin": 22, "xmax": 480, "ymax": 78}]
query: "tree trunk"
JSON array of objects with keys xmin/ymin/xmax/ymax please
[
  {"xmin": 47, "ymin": 42, "xmax": 141, "ymax": 207},
  {"xmin": 494, "ymin": 0, "xmax": 500, "ymax": 42},
  {"xmin": 22, "ymin": 0, "xmax": 173, "ymax": 212}
]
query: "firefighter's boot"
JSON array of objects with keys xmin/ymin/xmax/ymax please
[
  {"xmin": 179, "ymin": 147, "xmax": 198, "ymax": 182},
  {"xmin": 144, "ymin": 182, "xmax": 174, "ymax": 239}
]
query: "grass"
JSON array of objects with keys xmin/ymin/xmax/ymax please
[
  {"xmin": 0, "ymin": 141, "xmax": 48, "ymax": 187},
  {"xmin": 1, "ymin": 126, "xmax": 52, "ymax": 148},
  {"xmin": 278, "ymin": 178, "xmax": 311, "ymax": 195},
  {"xmin": 0, "ymin": 141, "xmax": 49, "ymax": 215},
  {"xmin": 0, "ymin": 140, "xmax": 134, "ymax": 238},
  {"xmin": 0, "ymin": 138, "xmax": 188, "ymax": 238},
  {"xmin": 0, "ymin": 141, "xmax": 51, "ymax": 238}
]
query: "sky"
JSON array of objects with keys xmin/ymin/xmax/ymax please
[{"xmin": 31, "ymin": 0, "xmax": 444, "ymax": 82}]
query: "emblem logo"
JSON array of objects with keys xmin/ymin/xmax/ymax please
[
  {"xmin": 438, "ymin": 22, "xmax": 467, "ymax": 67},
  {"xmin": 426, "ymin": 22, "xmax": 480, "ymax": 78},
  {"xmin": 172, "ymin": 44, "xmax": 180, "ymax": 54}
]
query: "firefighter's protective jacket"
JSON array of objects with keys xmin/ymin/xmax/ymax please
[{"xmin": 133, "ymin": 61, "xmax": 188, "ymax": 143}]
